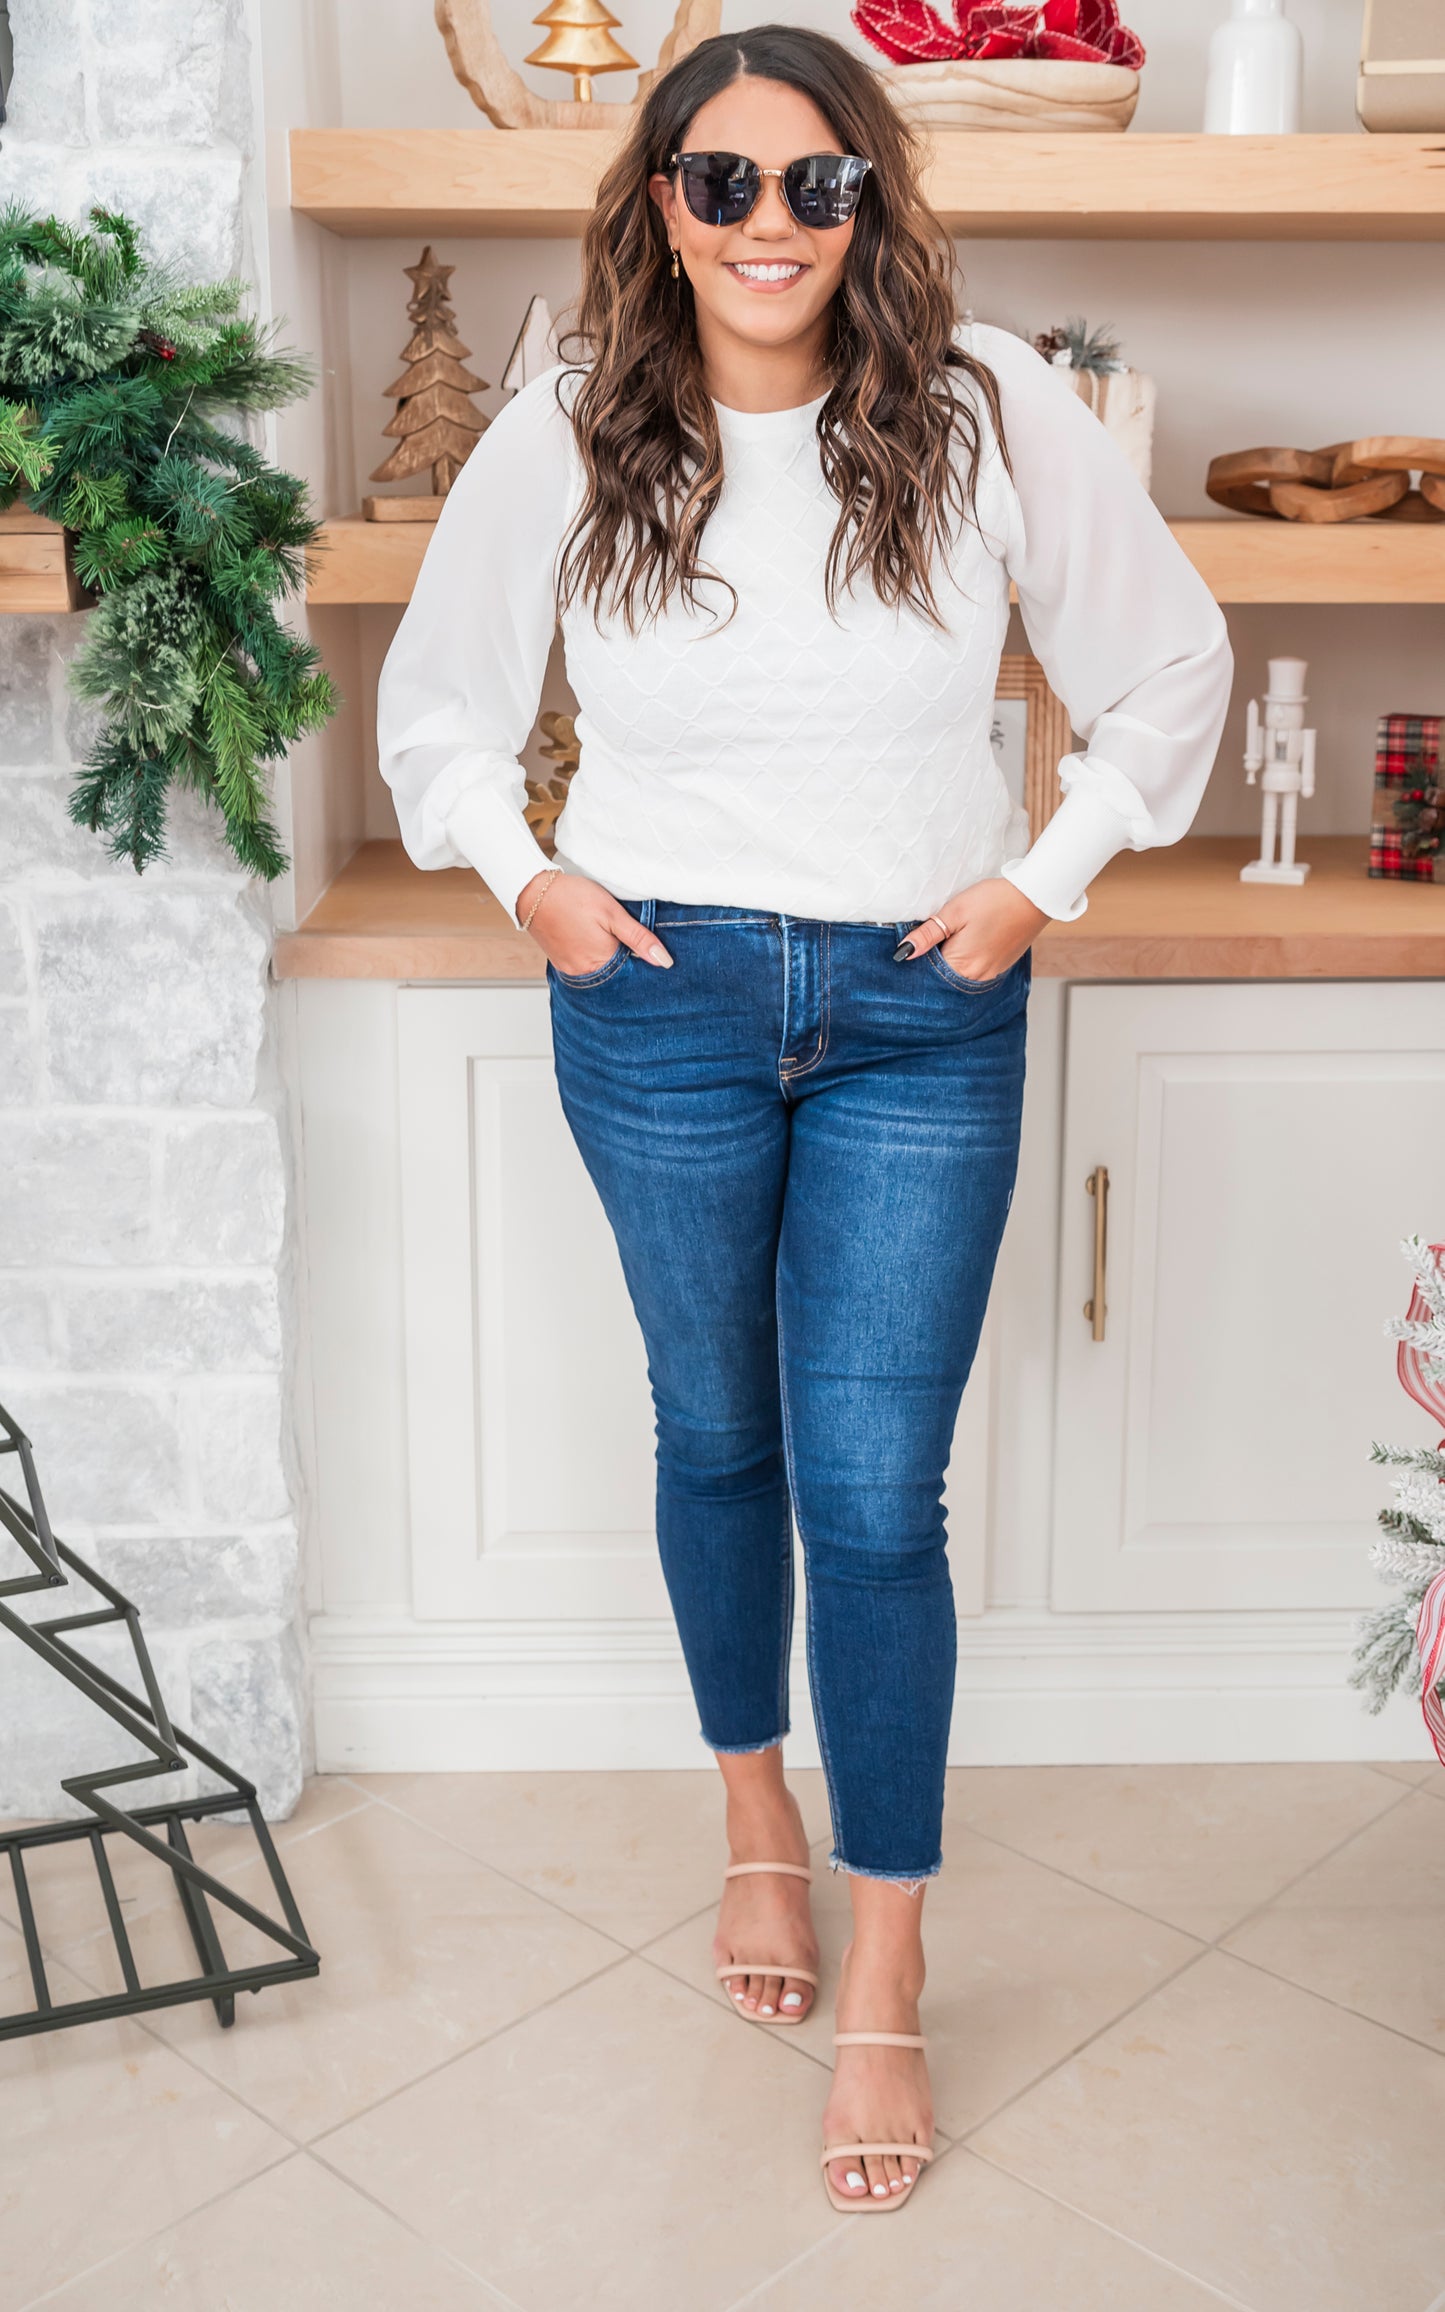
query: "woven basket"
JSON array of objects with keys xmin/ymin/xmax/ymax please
[{"xmin": 880, "ymin": 58, "xmax": 1140, "ymax": 132}]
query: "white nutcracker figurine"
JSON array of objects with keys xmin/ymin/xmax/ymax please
[{"xmin": 1240, "ymin": 655, "xmax": 1315, "ymax": 884}]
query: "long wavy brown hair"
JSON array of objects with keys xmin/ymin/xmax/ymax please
[{"xmin": 556, "ymin": 25, "xmax": 1007, "ymax": 632}]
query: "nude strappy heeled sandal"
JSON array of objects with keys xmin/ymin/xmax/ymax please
[
  {"xmin": 715, "ymin": 1860, "xmax": 819, "ymax": 2024},
  {"xmin": 820, "ymin": 2030, "xmax": 935, "ymax": 2212}
]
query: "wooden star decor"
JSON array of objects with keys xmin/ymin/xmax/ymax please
[{"xmin": 524, "ymin": 711, "xmax": 581, "ymax": 852}]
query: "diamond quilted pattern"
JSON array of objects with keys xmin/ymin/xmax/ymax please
[{"xmin": 556, "ymin": 402, "xmax": 1026, "ymax": 921}]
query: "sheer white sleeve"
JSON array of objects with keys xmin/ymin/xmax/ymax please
[
  {"xmin": 375, "ymin": 367, "xmax": 578, "ymax": 926},
  {"xmin": 968, "ymin": 325, "xmax": 1234, "ymax": 923}
]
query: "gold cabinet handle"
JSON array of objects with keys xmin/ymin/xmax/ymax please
[{"xmin": 1084, "ymin": 1165, "xmax": 1109, "ymax": 1342}]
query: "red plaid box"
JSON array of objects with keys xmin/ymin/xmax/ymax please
[{"xmin": 1370, "ymin": 713, "xmax": 1443, "ymax": 881}]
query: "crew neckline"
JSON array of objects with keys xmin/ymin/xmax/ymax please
[{"xmin": 711, "ymin": 389, "xmax": 829, "ymax": 434}]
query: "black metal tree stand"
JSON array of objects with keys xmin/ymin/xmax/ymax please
[{"xmin": 0, "ymin": 1401, "xmax": 319, "ymax": 2040}]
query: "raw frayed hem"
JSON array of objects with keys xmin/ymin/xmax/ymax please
[
  {"xmin": 705, "ymin": 1729, "xmax": 789, "ymax": 1757},
  {"xmin": 829, "ymin": 1853, "xmax": 940, "ymax": 1896}
]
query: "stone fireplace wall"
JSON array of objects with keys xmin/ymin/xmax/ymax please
[{"xmin": 0, "ymin": 0, "xmax": 303, "ymax": 1814}]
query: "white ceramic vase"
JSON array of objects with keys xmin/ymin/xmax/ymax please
[{"xmin": 1203, "ymin": 0, "xmax": 1303, "ymax": 134}]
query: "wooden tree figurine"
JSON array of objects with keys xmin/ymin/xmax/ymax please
[
  {"xmin": 365, "ymin": 248, "xmax": 488, "ymax": 523},
  {"xmin": 525, "ymin": 0, "xmax": 637, "ymax": 102}
]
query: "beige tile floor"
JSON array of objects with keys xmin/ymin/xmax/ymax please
[{"xmin": 2, "ymin": 1759, "xmax": 1442, "ymax": 2312}]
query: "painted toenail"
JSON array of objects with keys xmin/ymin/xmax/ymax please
[
  {"xmin": 845, "ymin": 2172, "xmax": 865, "ymax": 2190},
  {"xmin": 759, "ymin": 2004, "xmax": 774, "ymax": 2014},
  {"xmin": 872, "ymin": 2184, "xmax": 888, "ymax": 2197},
  {"xmin": 890, "ymin": 2178, "xmax": 904, "ymax": 2190},
  {"xmin": 781, "ymin": 1992, "xmax": 802, "ymax": 2007}
]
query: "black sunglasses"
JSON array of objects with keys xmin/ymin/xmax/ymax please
[{"xmin": 669, "ymin": 150, "xmax": 872, "ymax": 231}]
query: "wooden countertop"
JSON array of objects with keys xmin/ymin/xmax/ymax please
[{"xmin": 274, "ymin": 838, "xmax": 1445, "ymax": 983}]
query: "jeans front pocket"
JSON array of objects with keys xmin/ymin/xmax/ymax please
[
  {"xmin": 926, "ymin": 947, "xmax": 1012, "ymax": 993},
  {"xmin": 548, "ymin": 943, "xmax": 629, "ymax": 990}
]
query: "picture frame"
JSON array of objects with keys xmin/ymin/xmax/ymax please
[{"xmin": 993, "ymin": 653, "xmax": 1073, "ymax": 840}]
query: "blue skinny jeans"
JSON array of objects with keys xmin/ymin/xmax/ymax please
[{"xmin": 548, "ymin": 900, "xmax": 1029, "ymax": 1883}]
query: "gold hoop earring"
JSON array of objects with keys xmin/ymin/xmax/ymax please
[{"xmin": 670, "ymin": 248, "xmax": 680, "ymax": 281}]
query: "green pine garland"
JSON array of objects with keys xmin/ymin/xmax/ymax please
[{"xmin": 0, "ymin": 204, "xmax": 335, "ymax": 876}]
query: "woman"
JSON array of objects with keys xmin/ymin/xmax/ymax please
[{"xmin": 379, "ymin": 25, "xmax": 1231, "ymax": 2212}]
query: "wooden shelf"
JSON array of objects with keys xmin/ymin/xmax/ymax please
[
  {"xmin": 1039, "ymin": 837, "xmax": 1444, "ymax": 980},
  {"xmin": 276, "ymin": 841, "xmax": 533, "ymax": 982},
  {"xmin": 306, "ymin": 514, "xmax": 1445, "ymax": 608},
  {"xmin": 1167, "ymin": 519, "xmax": 1445, "ymax": 604},
  {"xmin": 0, "ymin": 505, "xmax": 85, "ymax": 613},
  {"xmin": 290, "ymin": 130, "xmax": 1445, "ymax": 241},
  {"xmin": 273, "ymin": 837, "xmax": 1445, "ymax": 985},
  {"xmin": 309, "ymin": 519, "xmax": 434, "ymax": 606}
]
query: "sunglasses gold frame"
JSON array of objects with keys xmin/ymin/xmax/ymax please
[{"xmin": 667, "ymin": 151, "xmax": 873, "ymax": 230}]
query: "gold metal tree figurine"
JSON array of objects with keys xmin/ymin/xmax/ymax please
[
  {"xmin": 365, "ymin": 247, "xmax": 489, "ymax": 522},
  {"xmin": 525, "ymin": 0, "xmax": 637, "ymax": 103}
]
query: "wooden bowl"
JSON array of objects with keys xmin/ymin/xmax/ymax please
[{"xmin": 880, "ymin": 59, "xmax": 1140, "ymax": 132}]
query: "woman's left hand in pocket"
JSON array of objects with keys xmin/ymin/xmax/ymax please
[{"xmin": 893, "ymin": 879, "xmax": 1050, "ymax": 979}]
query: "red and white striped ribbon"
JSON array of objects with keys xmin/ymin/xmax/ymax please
[
  {"xmin": 1417, "ymin": 1564, "xmax": 1445, "ymax": 1766},
  {"xmin": 1394, "ymin": 1252, "xmax": 1445, "ymax": 1767}
]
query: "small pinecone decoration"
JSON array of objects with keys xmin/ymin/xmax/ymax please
[
  {"xmin": 1397, "ymin": 782, "xmax": 1445, "ymax": 861},
  {"xmin": 1034, "ymin": 318, "xmax": 1125, "ymax": 375}
]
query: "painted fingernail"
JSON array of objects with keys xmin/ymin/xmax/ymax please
[
  {"xmin": 651, "ymin": 950, "xmax": 673, "ymax": 966},
  {"xmin": 893, "ymin": 940, "xmax": 915, "ymax": 961},
  {"xmin": 845, "ymin": 2172, "xmax": 865, "ymax": 2191},
  {"xmin": 781, "ymin": 1991, "xmax": 802, "ymax": 2008}
]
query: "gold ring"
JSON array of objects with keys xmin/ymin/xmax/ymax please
[{"xmin": 927, "ymin": 915, "xmax": 950, "ymax": 940}]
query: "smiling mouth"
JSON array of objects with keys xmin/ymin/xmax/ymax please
[{"xmin": 726, "ymin": 261, "xmax": 808, "ymax": 287}]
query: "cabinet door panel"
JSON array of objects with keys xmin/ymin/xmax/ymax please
[
  {"xmin": 398, "ymin": 986, "xmax": 990, "ymax": 1626},
  {"xmin": 399, "ymin": 987, "xmax": 663, "ymax": 1622},
  {"xmin": 1053, "ymin": 982, "xmax": 1445, "ymax": 1613}
]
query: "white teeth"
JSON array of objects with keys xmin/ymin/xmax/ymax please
[{"xmin": 732, "ymin": 262, "xmax": 803, "ymax": 282}]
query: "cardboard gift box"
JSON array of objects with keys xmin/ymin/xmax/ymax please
[{"xmin": 1358, "ymin": 0, "xmax": 1445, "ymax": 131}]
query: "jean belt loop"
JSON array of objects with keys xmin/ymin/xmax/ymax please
[{"xmin": 641, "ymin": 898, "xmax": 657, "ymax": 931}]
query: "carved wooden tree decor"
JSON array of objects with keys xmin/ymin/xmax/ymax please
[
  {"xmin": 436, "ymin": 0, "xmax": 721, "ymax": 132},
  {"xmin": 366, "ymin": 247, "xmax": 488, "ymax": 521}
]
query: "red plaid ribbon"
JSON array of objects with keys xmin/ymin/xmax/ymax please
[{"xmin": 1369, "ymin": 712, "xmax": 1441, "ymax": 881}]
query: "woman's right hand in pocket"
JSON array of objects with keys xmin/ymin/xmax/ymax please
[{"xmin": 516, "ymin": 871, "xmax": 673, "ymax": 972}]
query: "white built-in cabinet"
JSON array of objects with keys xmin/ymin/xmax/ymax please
[
  {"xmin": 296, "ymin": 974, "xmax": 1440, "ymax": 1771},
  {"xmin": 1052, "ymin": 982, "xmax": 1445, "ymax": 1614}
]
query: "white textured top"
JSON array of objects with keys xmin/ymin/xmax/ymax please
[{"xmin": 377, "ymin": 324, "xmax": 1232, "ymax": 928}]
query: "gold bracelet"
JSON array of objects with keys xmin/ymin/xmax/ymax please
[{"xmin": 520, "ymin": 867, "xmax": 562, "ymax": 934}]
